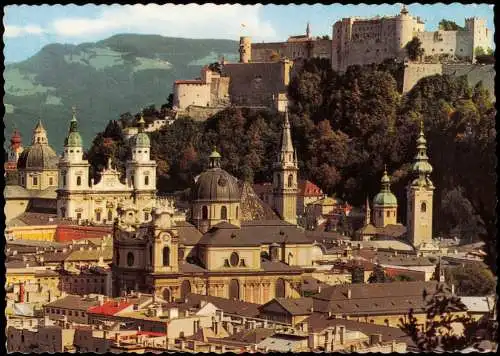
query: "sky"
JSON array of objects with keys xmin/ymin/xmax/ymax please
[{"xmin": 3, "ymin": 3, "xmax": 495, "ymax": 63}]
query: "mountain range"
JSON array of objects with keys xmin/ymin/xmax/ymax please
[{"xmin": 4, "ymin": 34, "xmax": 239, "ymax": 151}]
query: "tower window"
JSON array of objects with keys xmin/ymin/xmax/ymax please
[
  {"xmin": 236, "ymin": 206, "xmax": 239, "ymax": 219},
  {"xmin": 96, "ymin": 211, "xmax": 101, "ymax": 221},
  {"xmin": 49, "ymin": 177, "xmax": 54, "ymax": 186},
  {"xmin": 116, "ymin": 251, "xmax": 120, "ymax": 265},
  {"xmin": 149, "ymin": 245, "xmax": 153, "ymax": 265},
  {"xmin": 127, "ymin": 252, "xmax": 134, "ymax": 266},
  {"xmin": 221, "ymin": 206, "xmax": 227, "ymax": 220},
  {"xmin": 76, "ymin": 213, "xmax": 82, "ymax": 220},
  {"xmin": 386, "ymin": 211, "xmax": 390, "ymax": 218},
  {"xmin": 378, "ymin": 211, "xmax": 382, "ymax": 217},
  {"xmin": 288, "ymin": 174, "xmax": 294, "ymax": 188},
  {"xmin": 163, "ymin": 247, "xmax": 170, "ymax": 266},
  {"xmin": 230, "ymin": 252, "xmax": 240, "ymax": 267},
  {"xmin": 60, "ymin": 207, "xmax": 66, "ymax": 218},
  {"xmin": 144, "ymin": 176, "xmax": 149, "ymax": 186},
  {"xmin": 421, "ymin": 202, "xmax": 427, "ymax": 213},
  {"xmin": 33, "ymin": 176, "xmax": 38, "ymax": 186},
  {"xmin": 202, "ymin": 206, "xmax": 208, "ymax": 220},
  {"xmin": 144, "ymin": 212, "xmax": 149, "ymax": 221},
  {"xmin": 277, "ymin": 173, "xmax": 281, "ymax": 187},
  {"xmin": 62, "ymin": 172, "xmax": 66, "ymax": 186},
  {"xmin": 21, "ymin": 175, "xmax": 25, "ymax": 186},
  {"xmin": 76, "ymin": 176, "xmax": 82, "ymax": 186},
  {"xmin": 108, "ymin": 210, "xmax": 113, "ymax": 222}
]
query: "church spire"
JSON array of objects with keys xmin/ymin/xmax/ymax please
[
  {"xmin": 306, "ymin": 22, "xmax": 311, "ymax": 38},
  {"xmin": 411, "ymin": 120, "xmax": 433, "ymax": 186},
  {"xmin": 380, "ymin": 164, "xmax": 391, "ymax": 192},
  {"xmin": 64, "ymin": 106, "xmax": 83, "ymax": 148},
  {"xmin": 277, "ymin": 108, "xmax": 296, "ymax": 167},
  {"xmin": 32, "ymin": 120, "xmax": 48, "ymax": 145}
]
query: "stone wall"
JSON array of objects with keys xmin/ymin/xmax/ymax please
[
  {"xmin": 173, "ymin": 82, "xmax": 211, "ymax": 110},
  {"xmin": 403, "ymin": 63, "xmax": 495, "ymax": 101},
  {"xmin": 176, "ymin": 106, "xmax": 226, "ymax": 122},
  {"xmin": 402, "ymin": 63, "xmax": 443, "ymax": 93},
  {"xmin": 252, "ymin": 39, "xmax": 331, "ymax": 62}
]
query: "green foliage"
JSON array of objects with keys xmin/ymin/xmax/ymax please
[
  {"xmin": 405, "ymin": 37, "xmax": 425, "ymax": 61},
  {"xmin": 474, "ymin": 46, "xmax": 486, "ymax": 56},
  {"xmin": 393, "ymin": 274, "xmax": 415, "ymax": 282},
  {"xmin": 444, "ymin": 264, "xmax": 497, "ymax": 296},
  {"xmin": 399, "ymin": 284, "xmax": 497, "ymax": 351},
  {"xmin": 368, "ymin": 264, "xmax": 392, "ymax": 283},
  {"xmin": 439, "ymin": 19, "xmax": 466, "ymax": 31}
]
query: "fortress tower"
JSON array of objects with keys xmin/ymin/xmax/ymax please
[
  {"xmin": 273, "ymin": 109, "xmax": 299, "ymax": 225},
  {"xmin": 239, "ymin": 36, "xmax": 252, "ymax": 63},
  {"xmin": 406, "ymin": 121, "xmax": 434, "ymax": 247}
]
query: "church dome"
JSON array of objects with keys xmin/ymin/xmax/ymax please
[
  {"xmin": 65, "ymin": 131, "xmax": 83, "ymax": 147},
  {"xmin": 373, "ymin": 191, "xmax": 398, "ymax": 206},
  {"xmin": 130, "ymin": 132, "xmax": 150, "ymax": 147},
  {"xmin": 17, "ymin": 144, "xmax": 58, "ymax": 170},
  {"xmin": 191, "ymin": 148, "xmax": 240, "ymax": 202}
]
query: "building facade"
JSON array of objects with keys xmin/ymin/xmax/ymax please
[
  {"xmin": 56, "ymin": 113, "xmax": 157, "ymax": 224},
  {"xmin": 331, "ymin": 6, "xmax": 492, "ymax": 72}
]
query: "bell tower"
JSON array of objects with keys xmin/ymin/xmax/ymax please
[
  {"xmin": 273, "ymin": 108, "xmax": 299, "ymax": 225},
  {"xmin": 407, "ymin": 121, "xmax": 434, "ymax": 247},
  {"xmin": 57, "ymin": 107, "xmax": 90, "ymax": 220}
]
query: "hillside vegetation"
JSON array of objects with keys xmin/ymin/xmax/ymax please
[
  {"xmin": 4, "ymin": 34, "xmax": 239, "ymax": 151},
  {"xmin": 87, "ymin": 58, "xmax": 496, "ymax": 273}
]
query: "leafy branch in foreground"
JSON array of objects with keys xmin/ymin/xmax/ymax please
[{"xmin": 399, "ymin": 283, "xmax": 498, "ymax": 351}]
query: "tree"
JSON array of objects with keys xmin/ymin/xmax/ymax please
[
  {"xmin": 351, "ymin": 265, "xmax": 365, "ymax": 284},
  {"xmin": 405, "ymin": 37, "xmax": 425, "ymax": 61},
  {"xmin": 399, "ymin": 283, "xmax": 497, "ymax": 351},
  {"xmin": 474, "ymin": 46, "xmax": 486, "ymax": 56},
  {"xmin": 439, "ymin": 19, "xmax": 466, "ymax": 31},
  {"xmin": 208, "ymin": 62, "xmax": 222, "ymax": 75},
  {"xmin": 393, "ymin": 274, "xmax": 415, "ymax": 282},
  {"xmin": 368, "ymin": 264, "xmax": 391, "ymax": 283},
  {"xmin": 444, "ymin": 264, "xmax": 496, "ymax": 296}
]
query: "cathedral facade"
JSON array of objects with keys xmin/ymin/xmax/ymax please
[{"xmin": 56, "ymin": 113, "xmax": 157, "ymax": 224}]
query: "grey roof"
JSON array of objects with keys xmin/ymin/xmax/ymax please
[
  {"xmin": 197, "ymin": 220, "xmax": 312, "ymax": 247},
  {"xmin": 7, "ymin": 211, "xmax": 72, "ymax": 227},
  {"xmin": 17, "ymin": 144, "xmax": 58, "ymax": 170},
  {"xmin": 44, "ymin": 295, "xmax": 100, "ymax": 311},
  {"xmin": 175, "ymin": 221, "xmax": 203, "ymax": 245},
  {"xmin": 269, "ymin": 297, "xmax": 313, "ymax": 315},
  {"xmin": 223, "ymin": 328, "xmax": 276, "ymax": 345},
  {"xmin": 191, "ymin": 167, "xmax": 240, "ymax": 202},
  {"xmin": 182, "ymin": 293, "xmax": 261, "ymax": 318}
]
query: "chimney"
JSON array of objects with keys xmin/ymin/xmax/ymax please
[
  {"xmin": 318, "ymin": 285, "xmax": 322, "ymax": 293},
  {"xmin": 347, "ymin": 287, "xmax": 352, "ymax": 299},
  {"xmin": 451, "ymin": 284, "xmax": 455, "ymax": 295}
]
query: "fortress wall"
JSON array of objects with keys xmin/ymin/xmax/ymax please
[
  {"xmin": 210, "ymin": 77, "xmax": 230, "ymax": 107},
  {"xmin": 311, "ymin": 39, "xmax": 332, "ymax": 59},
  {"xmin": 222, "ymin": 61, "xmax": 289, "ymax": 107},
  {"xmin": 174, "ymin": 82, "xmax": 211, "ymax": 110},
  {"xmin": 252, "ymin": 39, "xmax": 331, "ymax": 62},
  {"xmin": 403, "ymin": 63, "xmax": 443, "ymax": 93},
  {"xmin": 177, "ymin": 106, "xmax": 225, "ymax": 122},
  {"xmin": 442, "ymin": 64, "xmax": 495, "ymax": 101},
  {"xmin": 416, "ymin": 31, "xmax": 473, "ymax": 58}
]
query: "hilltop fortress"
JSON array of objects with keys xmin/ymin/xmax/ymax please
[
  {"xmin": 331, "ymin": 6, "xmax": 492, "ymax": 71},
  {"xmin": 172, "ymin": 6, "xmax": 494, "ymax": 119}
]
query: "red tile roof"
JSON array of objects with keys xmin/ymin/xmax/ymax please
[
  {"xmin": 137, "ymin": 331, "xmax": 166, "ymax": 337},
  {"xmin": 87, "ymin": 300, "xmax": 132, "ymax": 316},
  {"xmin": 56, "ymin": 225, "xmax": 112, "ymax": 242},
  {"xmin": 299, "ymin": 180, "xmax": 324, "ymax": 197}
]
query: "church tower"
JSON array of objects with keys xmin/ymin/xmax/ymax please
[
  {"xmin": 57, "ymin": 107, "xmax": 90, "ymax": 219},
  {"xmin": 125, "ymin": 113, "xmax": 157, "ymax": 222},
  {"xmin": 407, "ymin": 121, "xmax": 434, "ymax": 247},
  {"xmin": 373, "ymin": 165, "xmax": 398, "ymax": 228},
  {"xmin": 273, "ymin": 109, "xmax": 299, "ymax": 225},
  {"xmin": 8, "ymin": 128, "xmax": 23, "ymax": 165}
]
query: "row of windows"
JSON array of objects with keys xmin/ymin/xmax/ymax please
[
  {"xmin": 201, "ymin": 205, "xmax": 238, "ymax": 220},
  {"xmin": 65, "ymin": 278, "xmax": 105, "ymax": 283},
  {"xmin": 24, "ymin": 176, "xmax": 54, "ymax": 186},
  {"xmin": 275, "ymin": 173, "xmax": 295, "ymax": 188},
  {"xmin": 47, "ymin": 308, "xmax": 86, "ymax": 317}
]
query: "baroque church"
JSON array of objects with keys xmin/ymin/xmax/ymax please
[
  {"xmin": 112, "ymin": 111, "xmax": 310, "ymax": 304},
  {"xmin": 56, "ymin": 111, "xmax": 157, "ymax": 224}
]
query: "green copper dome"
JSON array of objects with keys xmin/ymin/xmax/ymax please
[
  {"xmin": 130, "ymin": 114, "xmax": 150, "ymax": 147},
  {"xmin": 130, "ymin": 132, "xmax": 150, "ymax": 147},
  {"xmin": 373, "ymin": 166, "xmax": 398, "ymax": 207},
  {"xmin": 64, "ymin": 111, "xmax": 83, "ymax": 147}
]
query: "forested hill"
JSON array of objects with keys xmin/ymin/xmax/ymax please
[{"xmin": 4, "ymin": 34, "xmax": 239, "ymax": 151}]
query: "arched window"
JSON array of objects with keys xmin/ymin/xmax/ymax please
[
  {"xmin": 288, "ymin": 174, "xmax": 293, "ymax": 187},
  {"xmin": 384, "ymin": 319, "xmax": 390, "ymax": 326},
  {"xmin": 221, "ymin": 206, "xmax": 227, "ymax": 220},
  {"xmin": 230, "ymin": 252, "xmax": 239, "ymax": 267},
  {"xmin": 96, "ymin": 211, "xmax": 101, "ymax": 222},
  {"xmin": 202, "ymin": 206, "xmax": 208, "ymax": 220},
  {"xmin": 275, "ymin": 278, "xmax": 286, "ymax": 298},
  {"xmin": 108, "ymin": 210, "xmax": 113, "ymax": 222},
  {"xmin": 144, "ymin": 212, "xmax": 149, "ymax": 221},
  {"xmin": 49, "ymin": 177, "xmax": 54, "ymax": 186},
  {"xmin": 277, "ymin": 173, "xmax": 281, "ymax": 188},
  {"xmin": 116, "ymin": 251, "xmax": 120, "ymax": 266},
  {"xmin": 149, "ymin": 245, "xmax": 153, "ymax": 265},
  {"xmin": 386, "ymin": 211, "xmax": 390, "ymax": 218},
  {"xmin": 163, "ymin": 247, "xmax": 170, "ymax": 266},
  {"xmin": 127, "ymin": 252, "xmax": 134, "ymax": 266},
  {"xmin": 144, "ymin": 175, "xmax": 149, "ymax": 186},
  {"xmin": 287, "ymin": 252, "xmax": 293, "ymax": 265},
  {"xmin": 163, "ymin": 288, "xmax": 171, "ymax": 302},
  {"xmin": 61, "ymin": 172, "xmax": 66, "ymax": 186},
  {"xmin": 33, "ymin": 176, "xmax": 38, "ymax": 186},
  {"xmin": 181, "ymin": 280, "xmax": 191, "ymax": 299},
  {"xmin": 76, "ymin": 176, "xmax": 82, "ymax": 186},
  {"xmin": 229, "ymin": 279, "xmax": 240, "ymax": 300},
  {"xmin": 236, "ymin": 206, "xmax": 239, "ymax": 219},
  {"xmin": 421, "ymin": 202, "xmax": 427, "ymax": 213}
]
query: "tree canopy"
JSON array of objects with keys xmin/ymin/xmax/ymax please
[{"xmin": 439, "ymin": 19, "xmax": 466, "ymax": 31}]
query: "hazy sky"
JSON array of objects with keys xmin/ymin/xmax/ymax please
[{"xmin": 4, "ymin": 3, "xmax": 495, "ymax": 63}]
